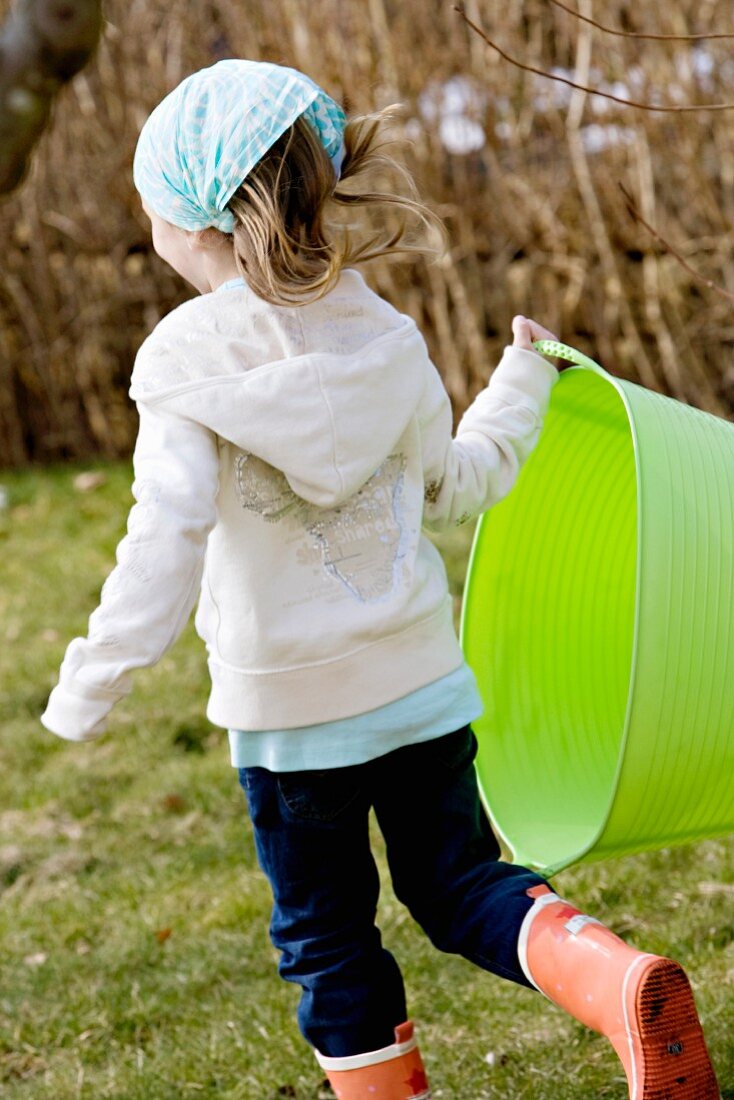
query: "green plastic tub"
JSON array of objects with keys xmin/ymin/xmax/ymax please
[{"xmin": 461, "ymin": 341, "xmax": 734, "ymax": 876}]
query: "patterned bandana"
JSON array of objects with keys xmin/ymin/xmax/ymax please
[{"xmin": 133, "ymin": 58, "xmax": 347, "ymax": 233}]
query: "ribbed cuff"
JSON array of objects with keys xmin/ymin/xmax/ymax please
[
  {"xmin": 488, "ymin": 346, "xmax": 559, "ymax": 411},
  {"xmin": 41, "ymin": 682, "xmax": 115, "ymax": 742}
]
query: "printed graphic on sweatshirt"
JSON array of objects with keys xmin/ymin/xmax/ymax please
[{"xmin": 234, "ymin": 452, "xmax": 407, "ymax": 603}]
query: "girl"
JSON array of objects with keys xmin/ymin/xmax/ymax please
[{"xmin": 42, "ymin": 59, "xmax": 718, "ymax": 1099}]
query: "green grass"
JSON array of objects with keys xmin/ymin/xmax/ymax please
[{"xmin": 0, "ymin": 461, "xmax": 732, "ymax": 1099}]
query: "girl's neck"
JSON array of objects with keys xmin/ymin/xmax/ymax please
[{"xmin": 197, "ymin": 247, "xmax": 243, "ymax": 295}]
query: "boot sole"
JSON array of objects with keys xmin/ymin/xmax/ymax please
[{"xmin": 630, "ymin": 958, "xmax": 720, "ymax": 1100}]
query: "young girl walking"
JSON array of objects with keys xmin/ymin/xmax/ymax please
[{"xmin": 42, "ymin": 59, "xmax": 719, "ymax": 1099}]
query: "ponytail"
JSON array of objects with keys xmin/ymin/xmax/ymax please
[{"xmin": 225, "ymin": 105, "xmax": 446, "ymax": 306}]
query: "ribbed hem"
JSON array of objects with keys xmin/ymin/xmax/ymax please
[
  {"xmin": 206, "ymin": 599, "xmax": 464, "ymax": 730},
  {"xmin": 226, "ymin": 662, "xmax": 482, "ymax": 770}
]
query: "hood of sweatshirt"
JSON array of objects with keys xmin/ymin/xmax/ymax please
[{"xmin": 128, "ymin": 272, "xmax": 431, "ymax": 508}]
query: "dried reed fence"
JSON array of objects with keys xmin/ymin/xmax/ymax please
[{"xmin": 1, "ymin": 0, "xmax": 734, "ymax": 466}]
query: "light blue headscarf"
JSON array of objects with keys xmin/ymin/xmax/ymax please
[{"xmin": 133, "ymin": 59, "xmax": 347, "ymax": 233}]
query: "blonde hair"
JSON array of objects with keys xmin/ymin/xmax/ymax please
[{"xmin": 225, "ymin": 106, "xmax": 446, "ymax": 306}]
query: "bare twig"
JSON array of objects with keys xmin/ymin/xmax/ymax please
[
  {"xmin": 548, "ymin": 0, "xmax": 734, "ymax": 41},
  {"xmin": 635, "ymin": 136, "xmax": 685, "ymax": 394},
  {"xmin": 619, "ymin": 182, "xmax": 734, "ymax": 304},
  {"xmin": 453, "ymin": 4, "xmax": 734, "ymax": 112}
]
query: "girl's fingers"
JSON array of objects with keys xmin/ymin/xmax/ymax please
[
  {"xmin": 511, "ymin": 315, "xmax": 533, "ymax": 348},
  {"xmin": 526, "ymin": 319, "xmax": 560, "ymax": 343},
  {"xmin": 511, "ymin": 315, "xmax": 560, "ymax": 351}
]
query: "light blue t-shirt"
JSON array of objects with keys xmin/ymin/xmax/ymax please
[{"xmin": 228, "ymin": 662, "xmax": 483, "ymax": 772}]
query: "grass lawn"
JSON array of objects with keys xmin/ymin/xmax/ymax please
[{"xmin": 1, "ymin": 461, "xmax": 732, "ymax": 1099}]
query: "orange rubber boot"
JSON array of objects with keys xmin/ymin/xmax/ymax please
[
  {"xmin": 315, "ymin": 1021, "xmax": 431, "ymax": 1099},
  {"xmin": 518, "ymin": 887, "xmax": 719, "ymax": 1099}
]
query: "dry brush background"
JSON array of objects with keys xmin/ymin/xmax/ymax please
[{"xmin": 1, "ymin": 0, "xmax": 734, "ymax": 466}]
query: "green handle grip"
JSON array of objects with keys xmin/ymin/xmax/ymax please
[{"xmin": 532, "ymin": 339, "xmax": 608, "ymax": 378}]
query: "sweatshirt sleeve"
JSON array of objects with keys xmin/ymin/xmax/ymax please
[
  {"xmin": 419, "ymin": 346, "xmax": 558, "ymax": 532},
  {"xmin": 41, "ymin": 404, "xmax": 219, "ymax": 742}
]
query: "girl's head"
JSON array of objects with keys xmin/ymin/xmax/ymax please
[{"xmin": 134, "ymin": 59, "xmax": 442, "ymax": 304}]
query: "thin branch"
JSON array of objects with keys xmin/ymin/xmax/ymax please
[
  {"xmin": 618, "ymin": 182, "xmax": 734, "ymax": 304},
  {"xmin": 548, "ymin": 0, "xmax": 734, "ymax": 41},
  {"xmin": 453, "ymin": 4, "xmax": 734, "ymax": 112},
  {"xmin": 0, "ymin": 0, "xmax": 103, "ymax": 194}
]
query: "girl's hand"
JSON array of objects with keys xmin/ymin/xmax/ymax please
[{"xmin": 511, "ymin": 315, "xmax": 559, "ymax": 352}]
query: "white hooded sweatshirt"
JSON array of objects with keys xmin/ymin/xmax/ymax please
[{"xmin": 41, "ymin": 270, "xmax": 557, "ymax": 741}]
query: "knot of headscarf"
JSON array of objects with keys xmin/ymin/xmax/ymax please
[{"xmin": 133, "ymin": 59, "xmax": 347, "ymax": 233}]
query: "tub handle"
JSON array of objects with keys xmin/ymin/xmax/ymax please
[{"xmin": 533, "ymin": 339, "xmax": 609, "ymax": 378}]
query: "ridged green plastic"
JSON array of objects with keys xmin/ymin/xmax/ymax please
[{"xmin": 461, "ymin": 341, "xmax": 734, "ymax": 875}]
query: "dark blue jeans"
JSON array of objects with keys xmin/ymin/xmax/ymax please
[{"xmin": 237, "ymin": 726, "xmax": 549, "ymax": 1058}]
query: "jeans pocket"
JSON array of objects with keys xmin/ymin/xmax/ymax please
[{"xmin": 276, "ymin": 768, "xmax": 363, "ymax": 823}]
